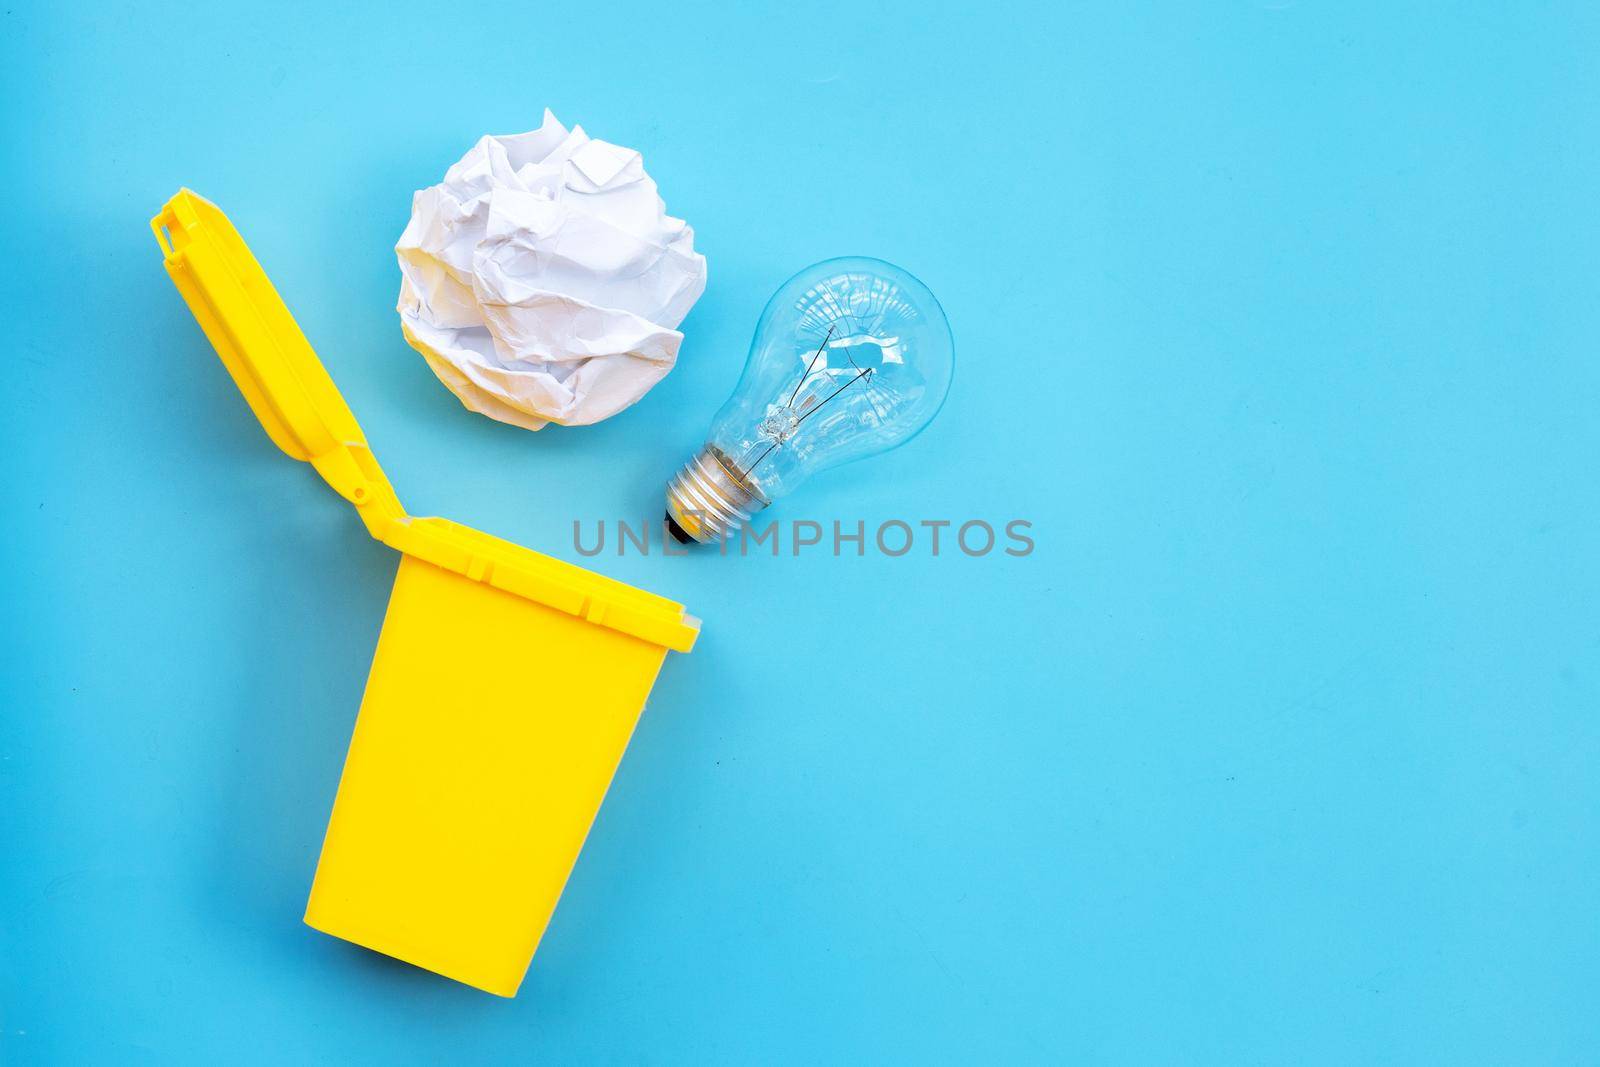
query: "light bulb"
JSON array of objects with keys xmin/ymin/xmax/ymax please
[{"xmin": 665, "ymin": 257, "xmax": 955, "ymax": 544}]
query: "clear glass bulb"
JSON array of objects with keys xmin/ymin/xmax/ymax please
[{"xmin": 666, "ymin": 257, "xmax": 955, "ymax": 544}]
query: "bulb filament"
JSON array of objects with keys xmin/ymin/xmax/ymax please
[{"xmin": 738, "ymin": 324, "xmax": 876, "ymax": 482}]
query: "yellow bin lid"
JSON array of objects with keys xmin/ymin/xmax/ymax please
[{"xmin": 151, "ymin": 189, "xmax": 699, "ymax": 653}]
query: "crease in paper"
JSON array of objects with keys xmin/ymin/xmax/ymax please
[{"xmin": 396, "ymin": 110, "xmax": 707, "ymax": 430}]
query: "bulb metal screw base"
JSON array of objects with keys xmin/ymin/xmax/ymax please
[{"xmin": 665, "ymin": 446, "xmax": 767, "ymax": 545}]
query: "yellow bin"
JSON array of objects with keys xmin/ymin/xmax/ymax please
[{"xmin": 152, "ymin": 190, "xmax": 700, "ymax": 997}]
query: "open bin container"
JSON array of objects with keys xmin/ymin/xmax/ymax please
[{"xmin": 152, "ymin": 190, "xmax": 699, "ymax": 997}]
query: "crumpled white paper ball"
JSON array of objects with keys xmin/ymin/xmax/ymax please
[{"xmin": 396, "ymin": 110, "xmax": 707, "ymax": 430}]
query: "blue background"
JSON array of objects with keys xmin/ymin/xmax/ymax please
[{"xmin": 3, "ymin": 2, "xmax": 1597, "ymax": 1062}]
